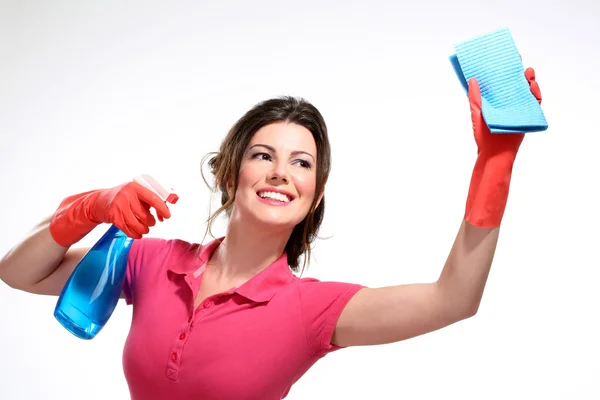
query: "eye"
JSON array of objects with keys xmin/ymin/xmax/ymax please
[
  {"xmin": 252, "ymin": 152, "xmax": 272, "ymax": 161},
  {"xmin": 295, "ymin": 159, "xmax": 312, "ymax": 169}
]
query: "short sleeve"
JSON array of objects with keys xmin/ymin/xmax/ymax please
[
  {"xmin": 297, "ymin": 279, "xmax": 367, "ymax": 356},
  {"xmin": 122, "ymin": 237, "xmax": 171, "ymax": 305}
]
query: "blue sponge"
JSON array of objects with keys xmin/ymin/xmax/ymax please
[{"xmin": 450, "ymin": 27, "xmax": 548, "ymax": 134}]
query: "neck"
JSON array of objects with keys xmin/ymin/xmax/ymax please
[{"xmin": 209, "ymin": 216, "xmax": 292, "ymax": 282}]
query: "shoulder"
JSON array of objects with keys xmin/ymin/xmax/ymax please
[
  {"xmin": 294, "ymin": 276, "xmax": 366, "ymax": 313},
  {"xmin": 124, "ymin": 236, "xmax": 203, "ymax": 304},
  {"xmin": 294, "ymin": 276, "xmax": 365, "ymax": 297},
  {"xmin": 127, "ymin": 236, "xmax": 202, "ymax": 273},
  {"xmin": 130, "ymin": 236, "xmax": 199, "ymax": 257},
  {"xmin": 291, "ymin": 276, "xmax": 367, "ymax": 354}
]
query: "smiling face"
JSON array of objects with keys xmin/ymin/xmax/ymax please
[
  {"xmin": 203, "ymin": 96, "xmax": 331, "ymax": 272},
  {"xmin": 230, "ymin": 121, "xmax": 321, "ymax": 231}
]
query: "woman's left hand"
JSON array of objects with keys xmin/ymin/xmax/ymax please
[{"xmin": 464, "ymin": 66, "xmax": 543, "ymax": 228}]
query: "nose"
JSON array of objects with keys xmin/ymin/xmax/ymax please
[{"xmin": 268, "ymin": 160, "xmax": 289, "ymax": 183}]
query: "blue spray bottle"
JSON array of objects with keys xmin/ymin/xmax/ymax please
[{"xmin": 54, "ymin": 174, "xmax": 177, "ymax": 340}]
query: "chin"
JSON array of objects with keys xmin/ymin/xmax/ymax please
[
  {"xmin": 236, "ymin": 205, "xmax": 302, "ymax": 232},
  {"xmin": 252, "ymin": 211, "xmax": 302, "ymax": 231}
]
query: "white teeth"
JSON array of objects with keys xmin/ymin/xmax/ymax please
[{"xmin": 258, "ymin": 191, "xmax": 291, "ymax": 203}]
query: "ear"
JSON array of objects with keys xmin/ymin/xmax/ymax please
[
  {"xmin": 314, "ymin": 191, "xmax": 324, "ymax": 209},
  {"xmin": 225, "ymin": 174, "xmax": 234, "ymax": 195}
]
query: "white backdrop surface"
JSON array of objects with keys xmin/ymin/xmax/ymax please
[{"xmin": 1, "ymin": 1, "xmax": 598, "ymax": 399}]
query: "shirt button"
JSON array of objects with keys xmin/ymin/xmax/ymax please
[
  {"xmin": 171, "ymin": 352, "xmax": 178, "ymax": 361},
  {"xmin": 179, "ymin": 333, "xmax": 186, "ymax": 340},
  {"xmin": 204, "ymin": 301, "xmax": 213, "ymax": 308}
]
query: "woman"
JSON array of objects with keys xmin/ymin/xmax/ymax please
[{"xmin": 0, "ymin": 69, "xmax": 542, "ymax": 399}]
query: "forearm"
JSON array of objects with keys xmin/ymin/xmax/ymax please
[
  {"xmin": 437, "ymin": 218, "xmax": 499, "ymax": 318},
  {"xmin": 0, "ymin": 215, "xmax": 69, "ymax": 290},
  {"xmin": 438, "ymin": 123, "xmax": 516, "ymax": 317}
]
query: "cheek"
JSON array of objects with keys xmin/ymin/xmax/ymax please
[
  {"xmin": 293, "ymin": 172, "xmax": 317, "ymax": 198},
  {"xmin": 234, "ymin": 167, "xmax": 256, "ymax": 203},
  {"xmin": 237, "ymin": 164, "xmax": 258, "ymax": 189}
]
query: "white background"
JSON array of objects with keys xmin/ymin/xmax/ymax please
[{"xmin": 1, "ymin": 0, "xmax": 598, "ymax": 399}]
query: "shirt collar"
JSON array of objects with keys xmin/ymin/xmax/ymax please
[
  {"xmin": 168, "ymin": 237, "xmax": 294, "ymax": 303},
  {"xmin": 234, "ymin": 252, "xmax": 294, "ymax": 302}
]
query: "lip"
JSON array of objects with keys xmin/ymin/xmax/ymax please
[{"xmin": 256, "ymin": 187, "xmax": 296, "ymax": 202}]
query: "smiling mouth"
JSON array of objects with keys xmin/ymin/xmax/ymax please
[{"xmin": 257, "ymin": 190, "xmax": 293, "ymax": 203}]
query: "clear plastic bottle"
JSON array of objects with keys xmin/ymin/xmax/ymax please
[
  {"xmin": 53, "ymin": 174, "xmax": 177, "ymax": 340},
  {"xmin": 54, "ymin": 224, "xmax": 133, "ymax": 339}
]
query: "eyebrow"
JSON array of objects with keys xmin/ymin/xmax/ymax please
[{"xmin": 248, "ymin": 144, "xmax": 315, "ymax": 161}]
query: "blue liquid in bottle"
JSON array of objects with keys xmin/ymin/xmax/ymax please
[{"xmin": 54, "ymin": 224, "xmax": 134, "ymax": 340}]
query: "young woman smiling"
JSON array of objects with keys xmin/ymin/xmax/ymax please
[{"xmin": 0, "ymin": 68, "xmax": 543, "ymax": 399}]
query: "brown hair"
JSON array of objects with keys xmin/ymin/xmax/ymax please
[{"xmin": 200, "ymin": 96, "xmax": 331, "ymax": 274}]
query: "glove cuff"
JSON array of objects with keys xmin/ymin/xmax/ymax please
[
  {"xmin": 464, "ymin": 152, "xmax": 517, "ymax": 228},
  {"xmin": 49, "ymin": 190, "xmax": 103, "ymax": 247}
]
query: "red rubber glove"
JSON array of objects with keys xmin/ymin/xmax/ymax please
[
  {"xmin": 49, "ymin": 181, "xmax": 175, "ymax": 247},
  {"xmin": 464, "ymin": 67, "xmax": 542, "ymax": 228}
]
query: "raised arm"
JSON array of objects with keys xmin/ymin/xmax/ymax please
[
  {"xmin": 0, "ymin": 180, "xmax": 172, "ymax": 296},
  {"xmin": 332, "ymin": 67, "xmax": 543, "ymax": 347},
  {"xmin": 0, "ymin": 215, "xmax": 90, "ymax": 295}
]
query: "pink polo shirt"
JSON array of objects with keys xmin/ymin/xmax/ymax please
[{"xmin": 121, "ymin": 236, "xmax": 366, "ymax": 399}]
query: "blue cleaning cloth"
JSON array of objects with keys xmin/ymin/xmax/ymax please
[{"xmin": 450, "ymin": 27, "xmax": 548, "ymax": 134}]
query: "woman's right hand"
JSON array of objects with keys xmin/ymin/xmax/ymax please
[{"xmin": 50, "ymin": 180, "xmax": 174, "ymax": 247}]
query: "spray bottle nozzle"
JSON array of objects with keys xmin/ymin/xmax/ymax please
[{"xmin": 133, "ymin": 174, "xmax": 178, "ymax": 204}]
